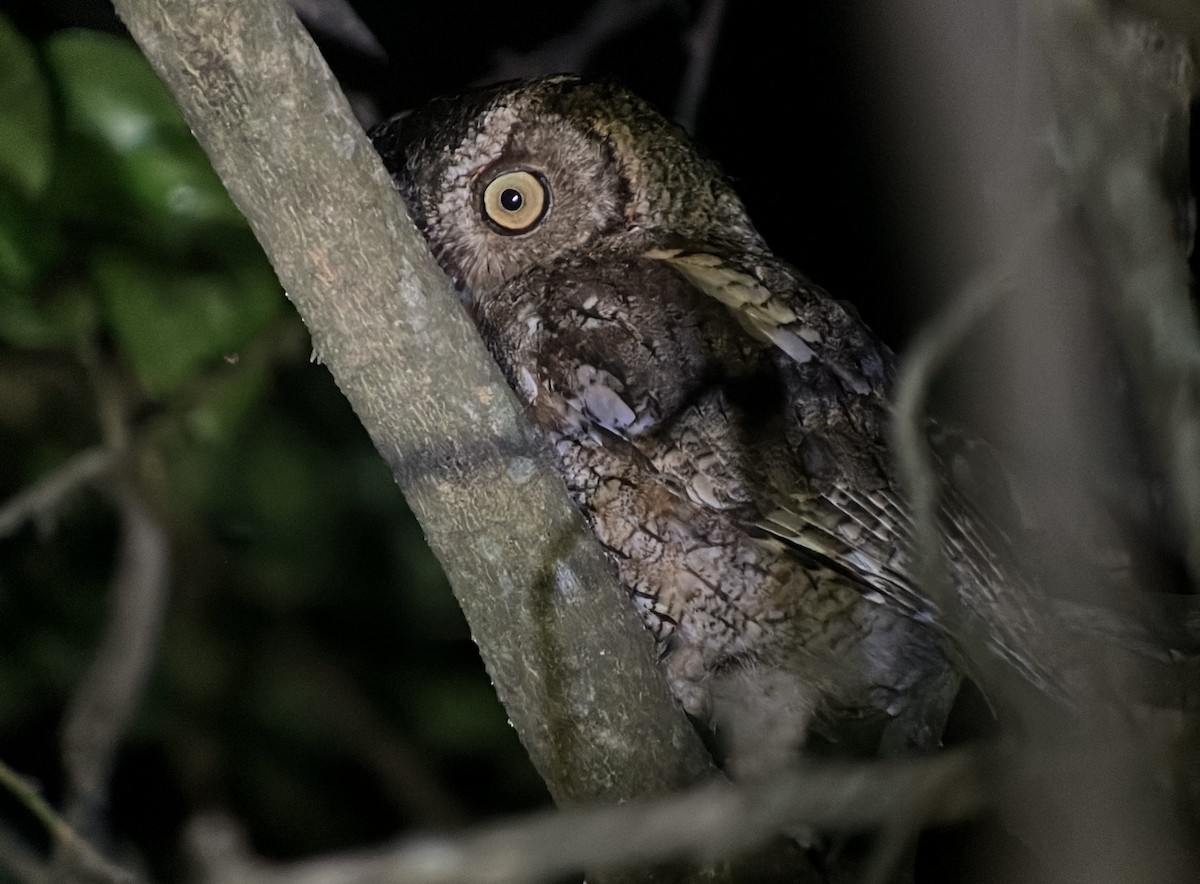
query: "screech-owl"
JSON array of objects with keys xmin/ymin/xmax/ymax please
[{"xmin": 368, "ymin": 76, "xmax": 1075, "ymax": 774}]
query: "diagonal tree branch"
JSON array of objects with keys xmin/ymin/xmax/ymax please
[
  {"xmin": 106, "ymin": 0, "xmax": 726, "ymax": 865},
  {"xmin": 0, "ymin": 759, "xmax": 137, "ymax": 884}
]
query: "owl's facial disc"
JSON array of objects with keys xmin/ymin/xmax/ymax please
[{"xmin": 481, "ymin": 170, "xmax": 550, "ymax": 234}]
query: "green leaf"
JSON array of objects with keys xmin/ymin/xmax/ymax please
[
  {"xmin": 0, "ymin": 185, "xmax": 89, "ymax": 349},
  {"xmin": 92, "ymin": 247, "xmax": 282, "ymax": 397},
  {"xmin": 0, "ymin": 187, "xmax": 43, "ymax": 292},
  {"xmin": 44, "ymin": 31, "xmax": 245, "ymax": 237},
  {"xmin": 44, "ymin": 30, "xmax": 191, "ymax": 147},
  {"xmin": 117, "ymin": 143, "xmax": 248, "ymax": 229},
  {"xmin": 0, "ymin": 274, "xmax": 97, "ymax": 350},
  {"xmin": 163, "ymin": 411, "xmax": 339, "ymax": 606},
  {"xmin": 0, "ymin": 13, "xmax": 52, "ymax": 199},
  {"xmin": 183, "ymin": 357, "xmax": 272, "ymax": 447}
]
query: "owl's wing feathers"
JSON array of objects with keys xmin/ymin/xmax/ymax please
[
  {"xmin": 642, "ymin": 246, "xmax": 1081, "ymax": 697},
  {"xmin": 494, "ymin": 242, "xmax": 1080, "ymax": 699},
  {"xmin": 646, "ymin": 246, "xmax": 960, "ymax": 620},
  {"xmin": 643, "ymin": 247, "xmax": 883, "ymax": 396},
  {"xmin": 643, "ymin": 246, "xmax": 925, "ymax": 601}
]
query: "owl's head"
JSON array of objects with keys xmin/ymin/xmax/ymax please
[{"xmin": 370, "ymin": 75, "xmax": 765, "ymax": 303}]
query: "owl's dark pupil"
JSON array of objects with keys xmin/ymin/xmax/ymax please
[{"xmin": 500, "ymin": 188, "xmax": 523, "ymax": 212}]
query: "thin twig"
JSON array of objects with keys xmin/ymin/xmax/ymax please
[
  {"xmin": 190, "ymin": 750, "xmax": 988, "ymax": 884},
  {"xmin": 0, "ymin": 447, "xmax": 116, "ymax": 538},
  {"xmin": 891, "ymin": 266, "xmax": 1011, "ymax": 601},
  {"xmin": 674, "ymin": 0, "xmax": 726, "ymax": 132},
  {"xmin": 483, "ymin": 0, "xmax": 674, "ymax": 82},
  {"xmin": 285, "ymin": 0, "xmax": 386, "ymax": 62},
  {"xmin": 0, "ymin": 760, "xmax": 137, "ymax": 884},
  {"xmin": 890, "ymin": 197, "xmax": 1061, "ymax": 693},
  {"xmin": 1052, "ymin": 3, "xmax": 1200, "ymax": 587},
  {"xmin": 57, "ymin": 484, "xmax": 170, "ymax": 861}
]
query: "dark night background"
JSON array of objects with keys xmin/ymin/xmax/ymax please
[{"xmin": 0, "ymin": 2, "xmax": 1194, "ymax": 882}]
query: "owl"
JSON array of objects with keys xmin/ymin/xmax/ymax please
[{"xmin": 369, "ymin": 76, "xmax": 1077, "ymax": 775}]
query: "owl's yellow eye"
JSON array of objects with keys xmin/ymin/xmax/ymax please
[{"xmin": 482, "ymin": 171, "xmax": 548, "ymax": 234}]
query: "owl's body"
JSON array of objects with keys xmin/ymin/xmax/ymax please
[
  {"xmin": 476, "ymin": 242, "xmax": 955, "ymax": 769},
  {"xmin": 372, "ymin": 76, "xmax": 969, "ymax": 772}
]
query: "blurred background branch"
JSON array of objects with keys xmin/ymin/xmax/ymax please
[
  {"xmin": 482, "ymin": 0, "xmax": 676, "ymax": 83},
  {"xmin": 880, "ymin": 0, "xmax": 1199, "ymax": 879},
  {"xmin": 673, "ymin": 0, "xmax": 726, "ymax": 132},
  {"xmin": 0, "ymin": 448, "xmax": 115, "ymax": 539},
  {"xmin": 186, "ymin": 748, "xmax": 986, "ymax": 884},
  {"xmin": 0, "ymin": 757, "xmax": 136, "ymax": 883}
]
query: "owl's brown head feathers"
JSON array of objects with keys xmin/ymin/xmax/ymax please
[{"xmin": 370, "ymin": 75, "xmax": 764, "ymax": 302}]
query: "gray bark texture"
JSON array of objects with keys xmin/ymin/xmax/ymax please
[{"xmin": 107, "ymin": 0, "xmax": 717, "ymax": 812}]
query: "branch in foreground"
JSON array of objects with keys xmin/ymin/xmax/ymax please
[
  {"xmin": 1053, "ymin": 4, "xmax": 1200, "ymax": 584},
  {"xmin": 0, "ymin": 760, "xmax": 136, "ymax": 884},
  {"xmin": 188, "ymin": 750, "xmax": 987, "ymax": 884},
  {"xmin": 110, "ymin": 0, "xmax": 718, "ymax": 827},
  {"xmin": 285, "ymin": 0, "xmax": 385, "ymax": 63},
  {"xmin": 880, "ymin": 0, "xmax": 1200, "ymax": 879},
  {"xmin": 890, "ymin": 199, "xmax": 1065, "ymax": 703}
]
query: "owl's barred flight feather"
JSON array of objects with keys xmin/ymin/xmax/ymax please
[{"xmin": 369, "ymin": 75, "xmax": 1175, "ymax": 774}]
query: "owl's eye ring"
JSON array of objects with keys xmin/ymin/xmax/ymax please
[{"xmin": 482, "ymin": 170, "xmax": 549, "ymax": 234}]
